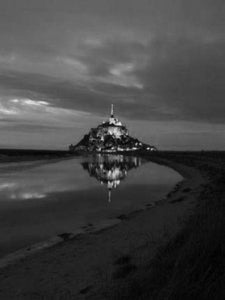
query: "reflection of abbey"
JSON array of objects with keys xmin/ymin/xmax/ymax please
[
  {"xmin": 82, "ymin": 154, "xmax": 143, "ymax": 202},
  {"xmin": 69, "ymin": 104, "xmax": 157, "ymax": 153}
]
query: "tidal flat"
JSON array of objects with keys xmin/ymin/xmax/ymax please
[
  {"xmin": 0, "ymin": 151, "xmax": 224, "ymax": 300},
  {"xmin": 0, "ymin": 153, "xmax": 181, "ymax": 258}
]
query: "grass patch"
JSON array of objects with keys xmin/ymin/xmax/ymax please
[
  {"xmin": 182, "ymin": 187, "xmax": 192, "ymax": 193},
  {"xmin": 58, "ymin": 232, "xmax": 73, "ymax": 241},
  {"xmin": 113, "ymin": 264, "xmax": 137, "ymax": 279},
  {"xmin": 79, "ymin": 285, "xmax": 92, "ymax": 295},
  {"xmin": 114, "ymin": 255, "xmax": 131, "ymax": 266},
  {"xmin": 110, "ymin": 152, "xmax": 225, "ymax": 300},
  {"xmin": 170, "ymin": 196, "xmax": 185, "ymax": 203}
]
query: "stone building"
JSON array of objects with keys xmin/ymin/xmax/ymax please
[
  {"xmin": 95, "ymin": 104, "xmax": 128, "ymax": 139},
  {"xmin": 69, "ymin": 104, "xmax": 157, "ymax": 153}
]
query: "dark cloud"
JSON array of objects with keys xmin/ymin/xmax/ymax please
[
  {"xmin": 137, "ymin": 37, "xmax": 225, "ymax": 122},
  {"xmin": 0, "ymin": 33, "xmax": 224, "ymax": 123},
  {"xmin": 0, "ymin": 0, "xmax": 224, "ymax": 148}
]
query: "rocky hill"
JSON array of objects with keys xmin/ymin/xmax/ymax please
[{"xmin": 69, "ymin": 105, "xmax": 157, "ymax": 153}]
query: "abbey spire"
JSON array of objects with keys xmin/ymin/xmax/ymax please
[{"xmin": 111, "ymin": 104, "xmax": 114, "ymax": 118}]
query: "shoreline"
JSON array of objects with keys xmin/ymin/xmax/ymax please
[
  {"xmin": 0, "ymin": 154, "xmax": 204, "ymax": 299},
  {"xmin": 0, "ymin": 157, "xmax": 186, "ymax": 269}
]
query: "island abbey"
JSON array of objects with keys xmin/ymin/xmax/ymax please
[
  {"xmin": 69, "ymin": 105, "xmax": 156, "ymax": 153},
  {"xmin": 99, "ymin": 104, "xmax": 128, "ymax": 138}
]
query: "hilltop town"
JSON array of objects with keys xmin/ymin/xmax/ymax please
[{"xmin": 69, "ymin": 105, "xmax": 157, "ymax": 153}]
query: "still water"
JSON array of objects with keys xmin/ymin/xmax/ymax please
[{"xmin": 0, "ymin": 154, "xmax": 182, "ymax": 257}]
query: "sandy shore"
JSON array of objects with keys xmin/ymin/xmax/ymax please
[{"xmin": 0, "ymin": 155, "xmax": 205, "ymax": 299}]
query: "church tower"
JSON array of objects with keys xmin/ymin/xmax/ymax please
[
  {"xmin": 109, "ymin": 104, "xmax": 116, "ymax": 124},
  {"xmin": 111, "ymin": 104, "xmax": 114, "ymax": 118}
]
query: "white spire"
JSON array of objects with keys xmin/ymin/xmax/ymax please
[
  {"xmin": 108, "ymin": 103, "xmax": 122, "ymax": 126},
  {"xmin": 111, "ymin": 104, "xmax": 114, "ymax": 117}
]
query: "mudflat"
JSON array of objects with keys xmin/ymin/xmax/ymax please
[{"xmin": 0, "ymin": 151, "xmax": 205, "ymax": 299}]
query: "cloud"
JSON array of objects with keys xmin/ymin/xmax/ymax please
[
  {"xmin": 0, "ymin": 0, "xmax": 224, "ymax": 149},
  {"xmin": 10, "ymin": 99, "xmax": 49, "ymax": 106},
  {"xmin": 0, "ymin": 97, "xmax": 91, "ymax": 130},
  {"xmin": 136, "ymin": 36, "xmax": 225, "ymax": 122},
  {"xmin": 0, "ymin": 29, "xmax": 224, "ymax": 125}
]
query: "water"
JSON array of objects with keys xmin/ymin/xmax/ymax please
[{"xmin": 0, "ymin": 154, "xmax": 182, "ymax": 257}]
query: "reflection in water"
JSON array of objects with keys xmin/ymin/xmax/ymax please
[
  {"xmin": 0, "ymin": 155, "xmax": 143, "ymax": 202},
  {"xmin": 0, "ymin": 155, "xmax": 183, "ymax": 258},
  {"xmin": 81, "ymin": 154, "xmax": 143, "ymax": 202}
]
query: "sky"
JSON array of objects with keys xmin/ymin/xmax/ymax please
[{"xmin": 0, "ymin": 0, "xmax": 224, "ymax": 150}]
